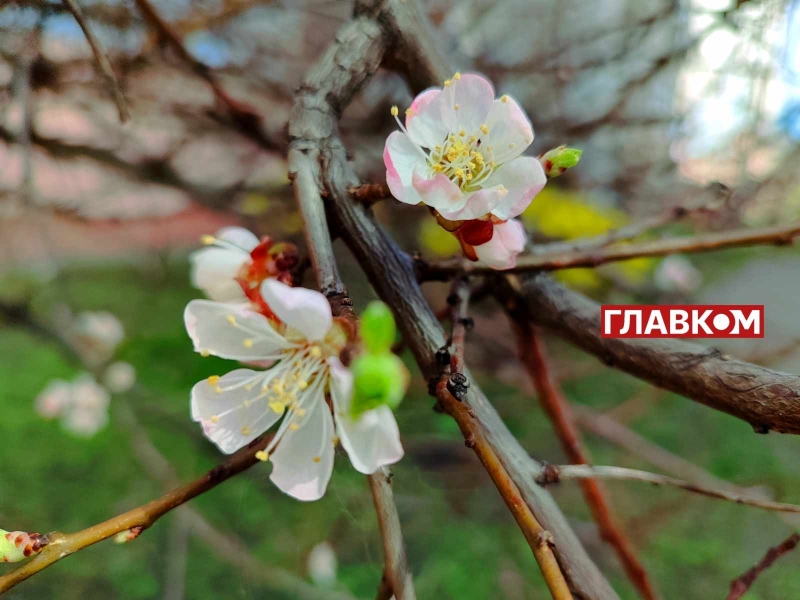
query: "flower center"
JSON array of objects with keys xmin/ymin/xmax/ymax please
[{"xmin": 429, "ymin": 133, "xmax": 496, "ymax": 192}]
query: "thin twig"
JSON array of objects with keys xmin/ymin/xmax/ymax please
[
  {"xmin": 61, "ymin": 0, "xmax": 130, "ymax": 122},
  {"xmin": 0, "ymin": 433, "xmax": 272, "ymax": 594},
  {"xmin": 510, "ymin": 322, "xmax": 657, "ymax": 600},
  {"xmin": 434, "ymin": 378, "xmax": 573, "ymax": 600},
  {"xmin": 421, "ymin": 221, "xmax": 800, "ymax": 280},
  {"xmin": 533, "ymin": 184, "xmax": 730, "ymax": 256},
  {"xmin": 447, "ymin": 277, "xmax": 471, "ymax": 375},
  {"xmin": 133, "ymin": 0, "xmax": 281, "ymax": 150},
  {"xmin": 350, "ymin": 182, "xmax": 391, "ymax": 206},
  {"xmin": 537, "ymin": 465, "xmax": 800, "ymax": 514},
  {"xmin": 726, "ymin": 533, "xmax": 800, "ymax": 600}
]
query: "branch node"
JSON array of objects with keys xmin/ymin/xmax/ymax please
[
  {"xmin": 537, "ymin": 464, "xmax": 561, "ymax": 487},
  {"xmin": 447, "ymin": 372, "xmax": 470, "ymax": 401}
]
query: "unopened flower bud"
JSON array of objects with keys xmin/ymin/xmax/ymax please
[
  {"xmin": 350, "ymin": 353, "xmax": 409, "ymax": 418},
  {"xmin": 540, "ymin": 146, "xmax": 582, "ymax": 178},
  {"xmin": 360, "ymin": 302, "xmax": 396, "ymax": 355},
  {"xmin": 114, "ymin": 526, "xmax": 145, "ymax": 544},
  {"xmin": 1, "ymin": 529, "xmax": 47, "ymax": 563}
]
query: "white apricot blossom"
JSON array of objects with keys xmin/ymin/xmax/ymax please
[
  {"xmin": 190, "ymin": 227, "xmax": 261, "ymax": 302},
  {"xmin": 384, "ymin": 72, "xmax": 546, "ymax": 222},
  {"xmin": 185, "ymin": 279, "xmax": 404, "ymax": 501}
]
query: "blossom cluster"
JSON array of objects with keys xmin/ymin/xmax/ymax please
[
  {"xmin": 384, "ymin": 72, "xmax": 547, "ymax": 269},
  {"xmin": 35, "ymin": 374, "xmax": 111, "ymax": 437},
  {"xmin": 187, "ymin": 227, "xmax": 404, "ymax": 501}
]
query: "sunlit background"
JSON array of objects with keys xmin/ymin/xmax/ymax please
[{"xmin": 2, "ymin": 0, "xmax": 800, "ymax": 598}]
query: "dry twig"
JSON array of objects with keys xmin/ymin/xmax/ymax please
[
  {"xmin": 726, "ymin": 533, "xmax": 800, "ymax": 600},
  {"xmin": 61, "ymin": 0, "xmax": 130, "ymax": 122},
  {"xmin": 510, "ymin": 322, "xmax": 657, "ymax": 600},
  {"xmin": 538, "ymin": 465, "xmax": 800, "ymax": 514}
]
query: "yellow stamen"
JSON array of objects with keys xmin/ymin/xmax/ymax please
[
  {"xmin": 242, "ymin": 338, "xmax": 254, "ymax": 348},
  {"xmin": 313, "ymin": 456, "xmax": 321, "ymax": 463},
  {"xmin": 226, "ymin": 315, "xmax": 236, "ymax": 325},
  {"xmin": 390, "ymin": 105, "xmax": 399, "ymax": 116},
  {"xmin": 214, "ymin": 386, "xmax": 222, "ymax": 393},
  {"xmin": 241, "ymin": 427, "xmax": 251, "ymax": 436},
  {"xmin": 290, "ymin": 422, "xmax": 300, "ymax": 431},
  {"xmin": 200, "ymin": 349, "xmax": 210, "ymax": 357},
  {"xmin": 207, "ymin": 375, "xmax": 220, "ymax": 386},
  {"xmin": 333, "ymin": 436, "xmax": 340, "ymax": 447},
  {"xmin": 210, "ymin": 415, "xmax": 220, "ymax": 423},
  {"xmin": 255, "ymin": 450, "xmax": 269, "ymax": 462},
  {"xmin": 200, "ymin": 234, "xmax": 216, "ymax": 245},
  {"xmin": 444, "ymin": 79, "xmax": 451, "ymax": 87},
  {"xmin": 454, "ymin": 72, "xmax": 461, "ymax": 80},
  {"xmin": 309, "ymin": 346, "xmax": 322, "ymax": 359},
  {"xmin": 454, "ymin": 103, "xmax": 460, "ymax": 111},
  {"xmin": 458, "ymin": 129, "xmax": 466, "ymax": 137},
  {"xmin": 296, "ymin": 408, "xmax": 307, "ymax": 417},
  {"xmin": 480, "ymin": 124, "xmax": 489, "ymax": 134},
  {"xmin": 501, "ymin": 95, "xmax": 509, "ymax": 103},
  {"xmin": 298, "ymin": 380, "xmax": 308, "ymax": 390},
  {"xmin": 405, "ymin": 108, "xmax": 414, "ymax": 116},
  {"xmin": 269, "ymin": 401, "xmax": 285, "ymax": 414}
]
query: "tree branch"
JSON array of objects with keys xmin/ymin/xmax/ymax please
[
  {"xmin": 433, "ymin": 377, "xmax": 574, "ymax": 599},
  {"xmin": 287, "ymin": 15, "xmax": 414, "ymax": 599},
  {"xmin": 499, "ymin": 274, "xmax": 800, "ymax": 435},
  {"xmin": 726, "ymin": 533, "xmax": 800, "ymax": 600},
  {"xmin": 0, "ymin": 433, "xmax": 273, "ymax": 594},
  {"xmin": 538, "ymin": 465, "xmax": 800, "ymax": 514},
  {"xmin": 421, "ymin": 221, "xmax": 800, "ymax": 280},
  {"xmin": 509, "ymin": 322, "xmax": 657, "ymax": 600},
  {"xmin": 61, "ymin": 0, "xmax": 130, "ymax": 122}
]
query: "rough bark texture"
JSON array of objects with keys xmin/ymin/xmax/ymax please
[{"xmin": 505, "ymin": 274, "xmax": 800, "ymax": 434}]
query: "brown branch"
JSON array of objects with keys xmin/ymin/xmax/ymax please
[
  {"xmin": 537, "ymin": 465, "xmax": 800, "ymax": 514},
  {"xmin": 0, "ymin": 433, "xmax": 272, "ymax": 594},
  {"xmin": 350, "ymin": 182, "xmax": 391, "ymax": 206},
  {"xmin": 311, "ymin": 2, "xmax": 618, "ymax": 596},
  {"xmin": 727, "ymin": 533, "xmax": 800, "ymax": 600},
  {"xmin": 498, "ymin": 273, "xmax": 800, "ymax": 435},
  {"xmin": 434, "ymin": 378, "xmax": 573, "ymax": 600},
  {"xmin": 61, "ymin": 0, "xmax": 130, "ymax": 122},
  {"xmin": 133, "ymin": 0, "xmax": 283, "ymax": 150},
  {"xmin": 510, "ymin": 322, "xmax": 658, "ymax": 600},
  {"xmin": 287, "ymin": 15, "xmax": 414, "ymax": 599},
  {"xmin": 447, "ymin": 277, "xmax": 471, "ymax": 375},
  {"xmin": 421, "ymin": 221, "xmax": 800, "ymax": 280}
]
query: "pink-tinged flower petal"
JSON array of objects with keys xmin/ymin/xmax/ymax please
[
  {"xmin": 329, "ymin": 357, "xmax": 404, "ymax": 474},
  {"xmin": 438, "ymin": 185, "xmax": 508, "ymax": 221},
  {"xmin": 473, "ymin": 219, "xmax": 527, "ymax": 270},
  {"xmin": 184, "ymin": 300, "xmax": 289, "ymax": 361},
  {"xmin": 481, "ymin": 96, "xmax": 534, "ymax": 162},
  {"xmin": 216, "ymin": 226, "xmax": 260, "ymax": 251},
  {"xmin": 411, "ymin": 170, "xmax": 465, "ymax": 213},
  {"xmin": 62, "ymin": 407, "xmax": 109, "ymax": 438},
  {"xmin": 270, "ymin": 388, "xmax": 335, "ymax": 501},
  {"xmin": 384, "ymin": 131, "xmax": 426, "ymax": 205},
  {"xmin": 406, "ymin": 88, "xmax": 448, "ymax": 149},
  {"xmin": 190, "ymin": 247, "xmax": 249, "ymax": 302},
  {"xmin": 260, "ymin": 279, "xmax": 332, "ymax": 343},
  {"xmin": 487, "ymin": 157, "xmax": 547, "ymax": 220},
  {"xmin": 191, "ymin": 368, "xmax": 281, "ymax": 454},
  {"xmin": 448, "ymin": 73, "xmax": 495, "ymax": 133}
]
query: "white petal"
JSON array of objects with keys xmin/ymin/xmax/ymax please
[
  {"xmin": 487, "ymin": 157, "xmax": 546, "ymax": 220},
  {"xmin": 481, "ymin": 96, "xmax": 534, "ymax": 162},
  {"xmin": 437, "ymin": 185, "xmax": 507, "ymax": 221},
  {"xmin": 384, "ymin": 131, "xmax": 426, "ymax": 205},
  {"xmin": 191, "ymin": 368, "xmax": 281, "ymax": 454},
  {"xmin": 269, "ymin": 389, "xmax": 335, "ymax": 501},
  {"xmin": 190, "ymin": 247, "xmax": 249, "ymax": 302},
  {"xmin": 260, "ymin": 279, "xmax": 332, "ymax": 343},
  {"xmin": 448, "ymin": 73, "xmax": 495, "ymax": 134},
  {"xmin": 216, "ymin": 226, "xmax": 260, "ymax": 251},
  {"xmin": 184, "ymin": 300, "xmax": 290, "ymax": 361},
  {"xmin": 329, "ymin": 357, "xmax": 404, "ymax": 474},
  {"xmin": 406, "ymin": 88, "xmax": 449, "ymax": 149}
]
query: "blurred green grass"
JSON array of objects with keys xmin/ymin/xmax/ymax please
[{"xmin": 1, "ymin": 257, "xmax": 799, "ymax": 599}]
